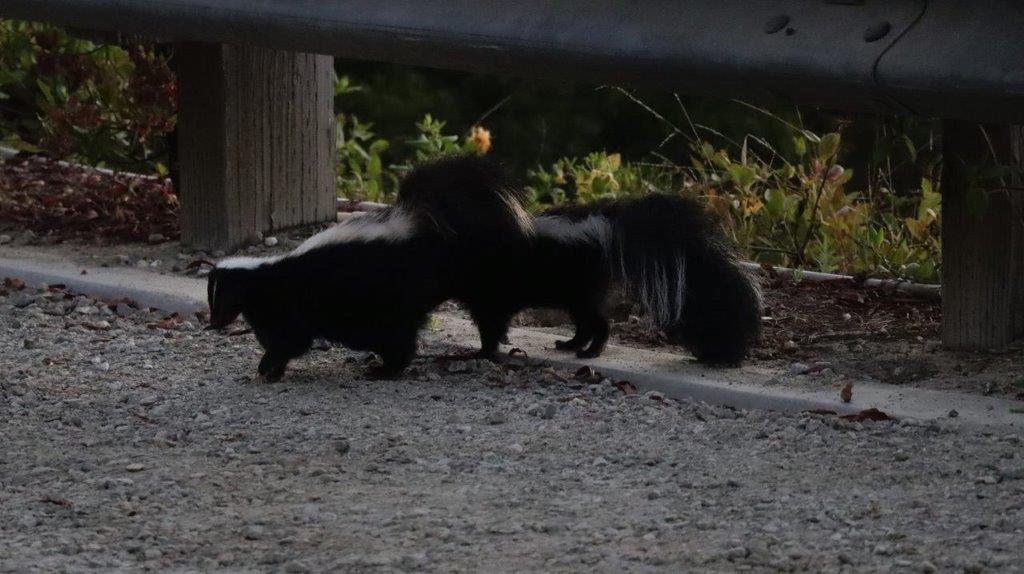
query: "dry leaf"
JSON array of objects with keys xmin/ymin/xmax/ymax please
[
  {"xmin": 614, "ymin": 380, "xmax": 638, "ymax": 395},
  {"xmin": 840, "ymin": 381, "xmax": 854, "ymax": 403},
  {"xmin": 840, "ymin": 408, "xmax": 891, "ymax": 422}
]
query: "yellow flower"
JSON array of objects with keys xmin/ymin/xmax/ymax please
[{"xmin": 468, "ymin": 125, "xmax": 492, "ymax": 154}]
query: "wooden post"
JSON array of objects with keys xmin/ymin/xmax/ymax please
[
  {"xmin": 941, "ymin": 121, "xmax": 1024, "ymax": 349},
  {"xmin": 174, "ymin": 44, "xmax": 335, "ymax": 251}
]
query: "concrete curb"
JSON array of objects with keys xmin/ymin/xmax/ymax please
[
  {"xmin": 2, "ymin": 252, "xmax": 1022, "ymax": 431},
  {"xmin": 434, "ymin": 316, "xmax": 1023, "ymax": 431},
  {"xmin": 0, "ymin": 256, "xmax": 205, "ymax": 315}
]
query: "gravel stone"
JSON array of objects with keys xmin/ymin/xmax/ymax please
[
  {"xmin": 0, "ymin": 287, "xmax": 1021, "ymax": 572},
  {"xmin": 788, "ymin": 362, "xmax": 810, "ymax": 375}
]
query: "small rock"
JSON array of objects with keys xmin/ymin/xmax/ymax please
[
  {"xmin": 485, "ymin": 412, "xmax": 508, "ymax": 425},
  {"xmin": 283, "ymin": 561, "xmax": 309, "ymax": 574},
  {"xmin": 125, "ymin": 463, "xmax": 145, "ymax": 472},
  {"xmin": 75, "ymin": 305, "xmax": 99, "ymax": 315},
  {"xmin": 244, "ymin": 525, "xmax": 264, "ymax": 540},
  {"xmin": 920, "ymin": 561, "xmax": 938, "ymax": 573},
  {"xmin": 334, "ymin": 438, "xmax": 351, "ymax": 456},
  {"xmin": 139, "ymin": 395, "xmax": 160, "ymax": 407},
  {"xmin": 147, "ymin": 233, "xmax": 166, "ymax": 244},
  {"xmin": 14, "ymin": 229, "xmax": 37, "ymax": 245},
  {"xmin": 11, "ymin": 294, "xmax": 35, "ymax": 309},
  {"xmin": 948, "ymin": 409, "xmax": 959, "ymax": 418},
  {"xmin": 725, "ymin": 546, "xmax": 750, "ymax": 560},
  {"xmin": 788, "ymin": 362, "xmax": 810, "ymax": 375},
  {"xmin": 264, "ymin": 236, "xmax": 279, "ymax": 247},
  {"xmin": 783, "ymin": 340, "xmax": 799, "ymax": 350},
  {"xmin": 115, "ymin": 303, "xmax": 135, "ymax": 318},
  {"xmin": 22, "ymin": 338, "xmax": 38, "ymax": 349},
  {"xmin": 143, "ymin": 548, "xmax": 162, "ymax": 561},
  {"xmin": 0, "ymin": 234, "xmax": 11, "ymax": 244}
]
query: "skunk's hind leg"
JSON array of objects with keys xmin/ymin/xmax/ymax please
[
  {"xmin": 554, "ymin": 312, "xmax": 592, "ymax": 351},
  {"xmin": 256, "ymin": 353, "xmax": 288, "ymax": 383},
  {"xmin": 469, "ymin": 307, "xmax": 514, "ymax": 359},
  {"xmin": 575, "ymin": 310, "xmax": 610, "ymax": 359}
]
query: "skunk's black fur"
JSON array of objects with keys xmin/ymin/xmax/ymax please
[
  {"xmin": 207, "ymin": 154, "xmax": 761, "ymax": 381},
  {"xmin": 460, "ymin": 194, "xmax": 762, "ymax": 365},
  {"xmin": 206, "ymin": 155, "xmax": 526, "ymax": 380}
]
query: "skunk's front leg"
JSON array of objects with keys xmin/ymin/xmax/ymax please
[
  {"xmin": 368, "ymin": 327, "xmax": 419, "ymax": 379},
  {"xmin": 470, "ymin": 308, "xmax": 514, "ymax": 359},
  {"xmin": 256, "ymin": 352, "xmax": 289, "ymax": 383},
  {"xmin": 253, "ymin": 330, "xmax": 313, "ymax": 383}
]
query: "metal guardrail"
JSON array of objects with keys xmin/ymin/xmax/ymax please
[{"xmin": 2, "ymin": 0, "xmax": 1023, "ymax": 123}]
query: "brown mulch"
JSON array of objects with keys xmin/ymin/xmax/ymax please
[
  {"xmin": 609, "ymin": 274, "xmax": 941, "ymax": 360},
  {"xmin": 0, "ymin": 155, "xmax": 178, "ymax": 243},
  {"xmin": 755, "ymin": 275, "xmax": 941, "ymax": 360}
]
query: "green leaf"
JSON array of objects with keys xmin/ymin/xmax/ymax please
[
  {"xmin": 918, "ymin": 180, "xmax": 941, "ymax": 220},
  {"xmin": 764, "ymin": 188, "xmax": 786, "ymax": 219},
  {"xmin": 35, "ymin": 78, "xmax": 55, "ymax": 105},
  {"xmin": 792, "ymin": 136, "xmax": 807, "ymax": 157},
  {"xmin": 726, "ymin": 163, "xmax": 756, "ymax": 191},
  {"xmin": 818, "ymin": 132, "xmax": 841, "ymax": 160}
]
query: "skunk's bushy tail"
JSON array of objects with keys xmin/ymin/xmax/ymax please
[
  {"xmin": 550, "ymin": 194, "xmax": 762, "ymax": 365},
  {"xmin": 396, "ymin": 155, "xmax": 532, "ymax": 241}
]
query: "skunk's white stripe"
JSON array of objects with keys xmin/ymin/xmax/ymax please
[
  {"xmin": 534, "ymin": 215, "xmax": 612, "ymax": 248},
  {"xmin": 215, "ymin": 208, "xmax": 417, "ymax": 270},
  {"xmin": 216, "ymin": 255, "xmax": 283, "ymax": 270},
  {"xmin": 290, "ymin": 207, "xmax": 416, "ymax": 256},
  {"xmin": 503, "ymin": 193, "xmax": 535, "ymax": 236}
]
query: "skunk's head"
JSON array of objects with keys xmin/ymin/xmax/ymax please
[{"xmin": 206, "ymin": 267, "xmax": 249, "ymax": 329}]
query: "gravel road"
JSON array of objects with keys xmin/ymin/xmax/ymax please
[{"xmin": 2, "ymin": 285, "xmax": 1023, "ymax": 573}]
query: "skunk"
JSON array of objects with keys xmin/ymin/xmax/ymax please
[
  {"xmin": 206, "ymin": 155, "xmax": 529, "ymax": 380},
  {"xmin": 459, "ymin": 194, "xmax": 762, "ymax": 365}
]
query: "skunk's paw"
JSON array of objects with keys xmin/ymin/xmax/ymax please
[
  {"xmin": 575, "ymin": 348, "xmax": 603, "ymax": 359},
  {"xmin": 555, "ymin": 339, "xmax": 585, "ymax": 352},
  {"xmin": 254, "ymin": 370, "xmax": 284, "ymax": 384}
]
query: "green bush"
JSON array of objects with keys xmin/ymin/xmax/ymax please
[
  {"xmin": 525, "ymin": 131, "xmax": 941, "ymax": 283},
  {"xmin": 0, "ymin": 20, "xmax": 175, "ymax": 172},
  {"xmin": 334, "ymin": 74, "xmax": 489, "ymax": 203},
  {"xmin": 0, "ymin": 22, "xmax": 944, "ymax": 282}
]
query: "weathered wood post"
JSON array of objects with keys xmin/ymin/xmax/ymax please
[
  {"xmin": 174, "ymin": 44, "xmax": 335, "ymax": 251},
  {"xmin": 941, "ymin": 122, "xmax": 1024, "ymax": 349}
]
